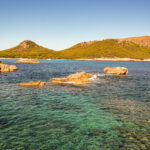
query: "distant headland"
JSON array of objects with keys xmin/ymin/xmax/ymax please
[{"xmin": 0, "ymin": 36, "xmax": 150, "ymax": 60}]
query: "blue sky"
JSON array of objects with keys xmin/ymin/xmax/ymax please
[{"xmin": 0, "ymin": 0, "xmax": 150, "ymax": 50}]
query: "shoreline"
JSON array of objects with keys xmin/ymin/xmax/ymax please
[
  {"xmin": 0, "ymin": 57, "xmax": 150, "ymax": 62},
  {"xmin": 75, "ymin": 58, "xmax": 150, "ymax": 61}
]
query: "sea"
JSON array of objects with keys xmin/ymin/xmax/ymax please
[{"xmin": 0, "ymin": 59, "xmax": 150, "ymax": 150}]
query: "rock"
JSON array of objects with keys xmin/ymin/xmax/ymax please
[
  {"xmin": 104, "ymin": 67, "xmax": 128, "ymax": 75},
  {"xmin": 16, "ymin": 59, "xmax": 41, "ymax": 63},
  {"xmin": 0, "ymin": 64, "xmax": 18, "ymax": 72},
  {"xmin": 140, "ymin": 137, "xmax": 149, "ymax": 144},
  {"xmin": 50, "ymin": 72, "xmax": 94, "ymax": 85},
  {"xmin": 0, "ymin": 61, "xmax": 2, "ymax": 63},
  {"xmin": 19, "ymin": 80, "xmax": 45, "ymax": 87},
  {"xmin": 19, "ymin": 40, "xmax": 39, "ymax": 49}
]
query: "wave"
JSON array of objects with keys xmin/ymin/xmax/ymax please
[{"xmin": 90, "ymin": 73, "xmax": 105, "ymax": 80}]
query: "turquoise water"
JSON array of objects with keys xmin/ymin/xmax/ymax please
[{"xmin": 0, "ymin": 59, "xmax": 150, "ymax": 150}]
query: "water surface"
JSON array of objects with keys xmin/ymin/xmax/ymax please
[{"xmin": 0, "ymin": 59, "xmax": 150, "ymax": 150}]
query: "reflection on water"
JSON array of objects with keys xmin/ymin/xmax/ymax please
[{"xmin": 0, "ymin": 59, "xmax": 150, "ymax": 150}]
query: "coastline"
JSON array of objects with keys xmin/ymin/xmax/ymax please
[
  {"xmin": 75, "ymin": 58, "xmax": 150, "ymax": 61},
  {"xmin": 1, "ymin": 57, "xmax": 150, "ymax": 62}
]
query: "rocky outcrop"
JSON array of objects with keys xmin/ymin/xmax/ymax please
[
  {"xmin": 19, "ymin": 80, "xmax": 45, "ymax": 87},
  {"xmin": 104, "ymin": 67, "xmax": 128, "ymax": 75},
  {"xmin": 50, "ymin": 72, "xmax": 93, "ymax": 85},
  {"xmin": 19, "ymin": 40, "xmax": 39, "ymax": 49},
  {"xmin": 116, "ymin": 36, "xmax": 150, "ymax": 47},
  {"xmin": 16, "ymin": 59, "xmax": 41, "ymax": 63},
  {"xmin": 80, "ymin": 41, "xmax": 98, "ymax": 46},
  {"xmin": 0, "ymin": 63, "xmax": 18, "ymax": 72}
]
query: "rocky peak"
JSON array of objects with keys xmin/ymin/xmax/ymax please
[{"xmin": 19, "ymin": 40, "xmax": 39, "ymax": 49}]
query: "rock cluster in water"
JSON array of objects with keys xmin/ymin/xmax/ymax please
[
  {"xmin": 16, "ymin": 59, "xmax": 41, "ymax": 63},
  {"xmin": 19, "ymin": 67, "xmax": 129, "ymax": 87},
  {"xmin": 50, "ymin": 72, "xmax": 94, "ymax": 85},
  {"xmin": 19, "ymin": 80, "xmax": 45, "ymax": 87},
  {"xmin": 0, "ymin": 62, "xmax": 18, "ymax": 73},
  {"xmin": 104, "ymin": 67, "xmax": 128, "ymax": 75},
  {"xmin": 19, "ymin": 72, "xmax": 93, "ymax": 87}
]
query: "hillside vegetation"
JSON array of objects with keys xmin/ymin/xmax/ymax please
[
  {"xmin": 0, "ymin": 41, "xmax": 57, "ymax": 59},
  {"xmin": 58, "ymin": 39, "xmax": 150, "ymax": 59},
  {"xmin": 0, "ymin": 37, "xmax": 150, "ymax": 59},
  {"xmin": 116, "ymin": 36, "xmax": 150, "ymax": 47}
]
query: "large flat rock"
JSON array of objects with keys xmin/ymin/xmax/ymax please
[
  {"xmin": 50, "ymin": 72, "xmax": 93, "ymax": 85},
  {"xmin": 19, "ymin": 80, "xmax": 45, "ymax": 87},
  {"xmin": 16, "ymin": 59, "xmax": 41, "ymax": 63}
]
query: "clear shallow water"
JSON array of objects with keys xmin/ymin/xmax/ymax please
[{"xmin": 0, "ymin": 59, "xmax": 150, "ymax": 150}]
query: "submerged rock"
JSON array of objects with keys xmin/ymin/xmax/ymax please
[
  {"xmin": 101, "ymin": 99, "xmax": 150, "ymax": 149},
  {"xmin": 0, "ymin": 63, "xmax": 18, "ymax": 72},
  {"xmin": 19, "ymin": 80, "xmax": 45, "ymax": 87},
  {"xmin": 50, "ymin": 72, "xmax": 94, "ymax": 85},
  {"xmin": 16, "ymin": 59, "xmax": 41, "ymax": 63},
  {"xmin": 118, "ymin": 128, "xmax": 150, "ymax": 150},
  {"xmin": 104, "ymin": 67, "xmax": 128, "ymax": 75}
]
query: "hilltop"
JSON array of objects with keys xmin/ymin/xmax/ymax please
[{"xmin": 0, "ymin": 36, "xmax": 150, "ymax": 59}]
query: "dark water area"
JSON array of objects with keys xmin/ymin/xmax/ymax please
[{"xmin": 0, "ymin": 59, "xmax": 150, "ymax": 150}]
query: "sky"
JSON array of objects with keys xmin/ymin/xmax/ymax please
[{"xmin": 0, "ymin": 0, "xmax": 150, "ymax": 50}]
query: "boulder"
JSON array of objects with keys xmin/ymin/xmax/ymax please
[
  {"xmin": 0, "ymin": 64, "xmax": 18, "ymax": 72},
  {"xmin": 104, "ymin": 67, "xmax": 128, "ymax": 75},
  {"xmin": 19, "ymin": 80, "xmax": 45, "ymax": 87},
  {"xmin": 16, "ymin": 59, "xmax": 41, "ymax": 63},
  {"xmin": 50, "ymin": 72, "xmax": 93, "ymax": 85}
]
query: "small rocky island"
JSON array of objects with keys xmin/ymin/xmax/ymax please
[
  {"xmin": 16, "ymin": 59, "xmax": 41, "ymax": 63},
  {"xmin": 50, "ymin": 72, "xmax": 94, "ymax": 85},
  {"xmin": 104, "ymin": 67, "xmax": 128, "ymax": 75}
]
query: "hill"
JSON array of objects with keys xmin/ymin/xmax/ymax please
[
  {"xmin": 0, "ymin": 40, "xmax": 57, "ymax": 59},
  {"xmin": 0, "ymin": 36, "xmax": 150, "ymax": 59},
  {"xmin": 58, "ymin": 37, "xmax": 150, "ymax": 59}
]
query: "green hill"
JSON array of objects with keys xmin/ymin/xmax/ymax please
[
  {"xmin": 0, "ymin": 40, "xmax": 57, "ymax": 59},
  {"xmin": 58, "ymin": 39, "xmax": 150, "ymax": 59},
  {"xmin": 0, "ymin": 37, "xmax": 150, "ymax": 59}
]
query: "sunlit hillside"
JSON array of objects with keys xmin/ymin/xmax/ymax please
[{"xmin": 0, "ymin": 36, "xmax": 150, "ymax": 59}]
